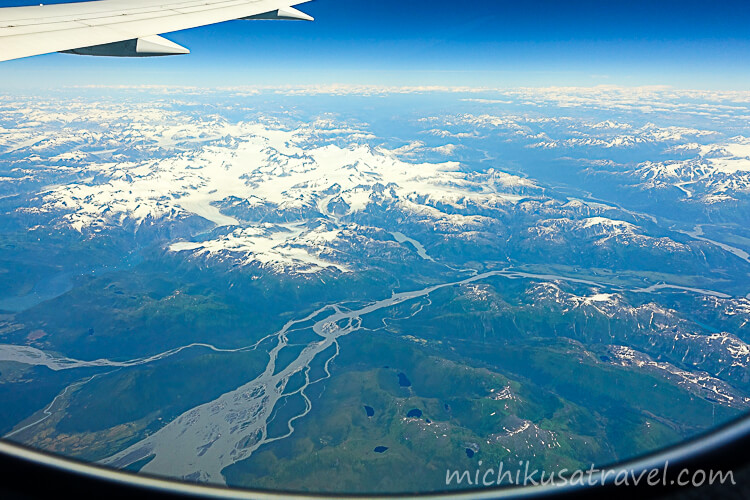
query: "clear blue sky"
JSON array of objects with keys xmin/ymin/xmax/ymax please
[{"xmin": 2, "ymin": 0, "xmax": 750, "ymax": 89}]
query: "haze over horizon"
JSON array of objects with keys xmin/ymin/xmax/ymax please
[{"xmin": 1, "ymin": 0, "xmax": 750, "ymax": 90}]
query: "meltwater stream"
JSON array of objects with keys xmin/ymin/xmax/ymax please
[
  {"xmin": 0, "ymin": 268, "xmax": 739, "ymax": 484},
  {"xmin": 98, "ymin": 272, "xmax": 491, "ymax": 484}
]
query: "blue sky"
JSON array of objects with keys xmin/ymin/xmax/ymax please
[{"xmin": 2, "ymin": 0, "xmax": 750, "ymax": 89}]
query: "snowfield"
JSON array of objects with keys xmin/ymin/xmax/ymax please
[{"xmin": 29, "ymin": 119, "xmax": 536, "ymax": 273}]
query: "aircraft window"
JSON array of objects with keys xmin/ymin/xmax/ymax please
[{"xmin": 1, "ymin": 0, "xmax": 749, "ymax": 497}]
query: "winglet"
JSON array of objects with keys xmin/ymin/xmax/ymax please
[
  {"xmin": 136, "ymin": 35, "xmax": 190, "ymax": 56},
  {"xmin": 243, "ymin": 7, "xmax": 314, "ymax": 21},
  {"xmin": 61, "ymin": 35, "xmax": 190, "ymax": 57}
]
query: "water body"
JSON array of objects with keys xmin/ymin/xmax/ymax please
[
  {"xmin": 391, "ymin": 232, "xmax": 435, "ymax": 262},
  {"xmin": 0, "ymin": 251, "xmax": 143, "ymax": 313},
  {"xmin": 0, "ymin": 271, "xmax": 75, "ymax": 313},
  {"xmin": 675, "ymin": 182, "xmax": 694, "ymax": 199},
  {"xmin": 680, "ymin": 225, "xmax": 750, "ymax": 265},
  {"xmin": 177, "ymin": 198, "xmax": 239, "ymax": 227},
  {"xmin": 630, "ymin": 283, "xmax": 731, "ymax": 299},
  {"xmin": 2, "ymin": 267, "xmax": 737, "ymax": 485},
  {"xmin": 563, "ymin": 190, "xmax": 659, "ymax": 225},
  {"xmin": 0, "ymin": 342, "xmax": 246, "ymax": 371},
  {"xmin": 5, "ymin": 373, "xmax": 106, "ymax": 438},
  {"xmin": 397, "ymin": 373, "xmax": 412, "ymax": 387}
]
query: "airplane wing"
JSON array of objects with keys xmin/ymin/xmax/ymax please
[{"xmin": 0, "ymin": 0, "xmax": 313, "ymax": 62}]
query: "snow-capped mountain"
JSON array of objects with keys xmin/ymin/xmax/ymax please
[
  {"xmin": 3, "ymin": 87, "xmax": 750, "ymax": 492},
  {"xmin": 21, "ymin": 119, "xmax": 539, "ymax": 274},
  {"xmin": 633, "ymin": 140, "xmax": 750, "ymax": 204},
  {"xmin": 528, "ymin": 281, "xmax": 750, "ymax": 390}
]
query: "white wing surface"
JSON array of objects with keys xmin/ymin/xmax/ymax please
[{"xmin": 0, "ymin": 0, "xmax": 313, "ymax": 62}]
